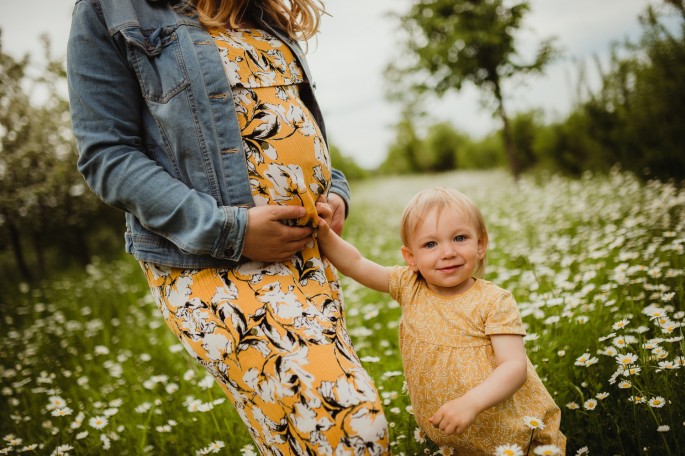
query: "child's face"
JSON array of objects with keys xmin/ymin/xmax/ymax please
[{"xmin": 401, "ymin": 207, "xmax": 485, "ymax": 296}]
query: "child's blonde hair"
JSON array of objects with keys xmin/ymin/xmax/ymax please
[
  {"xmin": 400, "ymin": 187, "xmax": 489, "ymax": 278},
  {"xmin": 190, "ymin": 0, "xmax": 325, "ymax": 41}
]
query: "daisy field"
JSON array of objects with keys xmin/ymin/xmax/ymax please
[{"xmin": 1, "ymin": 169, "xmax": 683, "ymax": 455}]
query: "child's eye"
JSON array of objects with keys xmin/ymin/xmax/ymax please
[
  {"xmin": 424, "ymin": 241, "xmax": 437, "ymax": 248},
  {"xmin": 454, "ymin": 235, "xmax": 466, "ymax": 242}
]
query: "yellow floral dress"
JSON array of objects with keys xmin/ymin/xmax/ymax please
[
  {"xmin": 389, "ymin": 267, "xmax": 566, "ymax": 455},
  {"xmin": 141, "ymin": 28, "xmax": 389, "ymax": 455}
]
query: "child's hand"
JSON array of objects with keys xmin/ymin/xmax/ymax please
[
  {"xmin": 428, "ymin": 396, "xmax": 479, "ymax": 435},
  {"xmin": 315, "ymin": 197, "xmax": 333, "ymax": 235}
]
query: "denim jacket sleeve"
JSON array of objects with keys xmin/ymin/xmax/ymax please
[
  {"xmin": 67, "ymin": 0, "xmax": 247, "ymax": 261},
  {"xmin": 330, "ymin": 169, "xmax": 351, "ymax": 216}
]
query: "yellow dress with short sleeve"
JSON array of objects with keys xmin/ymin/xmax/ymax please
[
  {"xmin": 389, "ymin": 266, "xmax": 566, "ymax": 455},
  {"xmin": 141, "ymin": 29, "xmax": 389, "ymax": 455}
]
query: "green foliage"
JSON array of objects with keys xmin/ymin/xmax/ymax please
[
  {"xmin": 2, "ymin": 170, "xmax": 683, "ymax": 455},
  {"xmin": 0, "ymin": 257, "xmax": 254, "ymax": 454},
  {"xmin": 533, "ymin": 111, "xmax": 608, "ymax": 176},
  {"xmin": 328, "ymin": 142, "xmax": 369, "ymax": 181},
  {"xmin": 378, "ymin": 113, "xmax": 512, "ymax": 175},
  {"xmin": 598, "ymin": 2, "xmax": 685, "ymax": 180},
  {"xmin": 387, "ymin": 0, "xmax": 560, "ymax": 178},
  {"xmin": 458, "ymin": 131, "xmax": 506, "ymax": 170},
  {"xmin": 507, "ymin": 109, "xmax": 543, "ymax": 174},
  {"xmin": 379, "ymin": 115, "xmax": 480, "ymax": 175},
  {"xmin": 533, "ymin": 1, "xmax": 685, "ymax": 181},
  {"xmin": 418, "ymin": 122, "xmax": 466, "ymax": 172},
  {"xmin": 389, "ymin": 0, "xmax": 557, "ymax": 96},
  {"xmin": 0, "ymin": 31, "xmax": 124, "ymax": 282},
  {"xmin": 378, "ymin": 111, "xmax": 423, "ymax": 175},
  {"xmin": 384, "ymin": 1, "xmax": 685, "ymax": 182}
]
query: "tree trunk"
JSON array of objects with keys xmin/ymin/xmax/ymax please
[
  {"xmin": 32, "ymin": 231, "xmax": 46, "ymax": 278},
  {"xmin": 63, "ymin": 197, "xmax": 92, "ymax": 266},
  {"xmin": 501, "ymin": 113, "xmax": 520, "ymax": 179},
  {"xmin": 493, "ymin": 80, "xmax": 521, "ymax": 179},
  {"xmin": 71, "ymin": 226, "xmax": 91, "ymax": 266},
  {"xmin": 6, "ymin": 220, "xmax": 33, "ymax": 282}
]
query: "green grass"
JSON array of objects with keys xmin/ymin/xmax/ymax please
[{"xmin": 1, "ymin": 169, "xmax": 683, "ymax": 455}]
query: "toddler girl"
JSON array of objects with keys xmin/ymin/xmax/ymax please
[{"xmin": 316, "ymin": 187, "xmax": 565, "ymax": 455}]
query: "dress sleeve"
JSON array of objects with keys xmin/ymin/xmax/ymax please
[
  {"xmin": 484, "ymin": 290, "xmax": 527, "ymax": 336},
  {"xmin": 387, "ymin": 266, "xmax": 408, "ymax": 305}
]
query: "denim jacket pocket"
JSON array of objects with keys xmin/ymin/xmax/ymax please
[{"xmin": 120, "ymin": 25, "xmax": 190, "ymax": 103}]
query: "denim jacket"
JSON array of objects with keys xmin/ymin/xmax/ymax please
[{"xmin": 67, "ymin": 0, "xmax": 350, "ymax": 268}]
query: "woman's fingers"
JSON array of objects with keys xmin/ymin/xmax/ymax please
[{"xmin": 241, "ymin": 205, "xmax": 314, "ymax": 262}]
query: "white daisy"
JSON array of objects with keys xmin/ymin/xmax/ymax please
[
  {"xmin": 533, "ymin": 445, "xmax": 562, "ymax": 455},
  {"xmin": 615, "ymin": 353, "xmax": 638, "ymax": 366},
  {"xmin": 495, "ymin": 444, "xmax": 524, "ymax": 456},
  {"xmin": 648, "ymin": 396, "xmax": 666, "ymax": 408},
  {"xmin": 51, "ymin": 407, "xmax": 73, "ymax": 417},
  {"xmin": 523, "ymin": 416, "xmax": 545, "ymax": 430},
  {"xmin": 47, "ymin": 396, "xmax": 67, "ymax": 410},
  {"xmin": 89, "ymin": 416, "xmax": 108, "ymax": 430},
  {"xmin": 612, "ymin": 318, "xmax": 630, "ymax": 330}
]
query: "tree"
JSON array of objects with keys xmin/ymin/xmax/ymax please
[
  {"xmin": 606, "ymin": 1, "xmax": 685, "ymax": 179},
  {"xmin": 0, "ymin": 31, "xmax": 123, "ymax": 282},
  {"xmin": 535, "ymin": 0, "xmax": 685, "ymax": 181},
  {"xmin": 420, "ymin": 121, "xmax": 468, "ymax": 172},
  {"xmin": 387, "ymin": 0, "xmax": 559, "ymax": 178},
  {"xmin": 0, "ymin": 33, "xmax": 34, "ymax": 280},
  {"xmin": 379, "ymin": 103, "xmax": 424, "ymax": 175},
  {"xmin": 379, "ymin": 113, "xmax": 477, "ymax": 175},
  {"xmin": 507, "ymin": 109, "xmax": 543, "ymax": 173},
  {"xmin": 328, "ymin": 143, "xmax": 369, "ymax": 181},
  {"xmin": 458, "ymin": 131, "xmax": 505, "ymax": 170}
]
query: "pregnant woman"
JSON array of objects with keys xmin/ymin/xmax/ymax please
[{"xmin": 67, "ymin": 0, "xmax": 389, "ymax": 454}]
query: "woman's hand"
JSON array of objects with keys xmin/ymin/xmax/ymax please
[{"xmin": 241, "ymin": 205, "xmax": 314, "ymax": 262}]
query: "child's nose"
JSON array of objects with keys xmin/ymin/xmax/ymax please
[{"xmin": 442, "ymin": 244, "xmax": 458, "ymax": 258}]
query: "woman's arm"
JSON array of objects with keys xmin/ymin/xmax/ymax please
[
  {"xmin": 67, "ymin": 1, "xmax": 241, "ymax": 259},
  {"xmin": 429, "ymin": 335, "xmax": 528, "ymax": 435},
  {"xmin": 316, "ymin": 204, "xmax": 389, "ymax": 293}
]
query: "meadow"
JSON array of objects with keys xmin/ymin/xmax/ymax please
[{"xmin": 1, "ymin": 169, "xmax": 683, "ymax": 455}]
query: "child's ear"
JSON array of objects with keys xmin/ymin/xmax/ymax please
[
  {"xmin": 401, "ymin": 246, "xmax": 419, "ymax": 272},
  {"xmin": 477, "ymin": 237, "xmax": 487, "ymax": 259}
]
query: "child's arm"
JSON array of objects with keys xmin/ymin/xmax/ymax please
[
  {"xmin": 428, "ymin": 335, "xmax": 528, "ymax": 435},
  {"xmin": 316, "ymin": 202, "xmax": 389, "ymax": 293}
]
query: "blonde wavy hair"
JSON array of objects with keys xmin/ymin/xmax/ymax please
[{"xmin": 190, "ymin": 0, "xmax": 326, "ymax": 41}]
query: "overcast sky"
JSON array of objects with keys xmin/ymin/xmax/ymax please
[{"xmin": 0, "ymin": 0, "xmax": 663, "ymax": 168}]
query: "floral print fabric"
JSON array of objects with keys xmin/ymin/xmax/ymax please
[
  {"xmin": 141, "ymin": 29, "xmax": 389, "ymax": 455},
  {"xmin": 213, "ymin": 28, "xmax": 330, "ymax": 225},
  {"xmin": 388, "ymin": 266, "xmax": 565, "ymax": 455}
]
